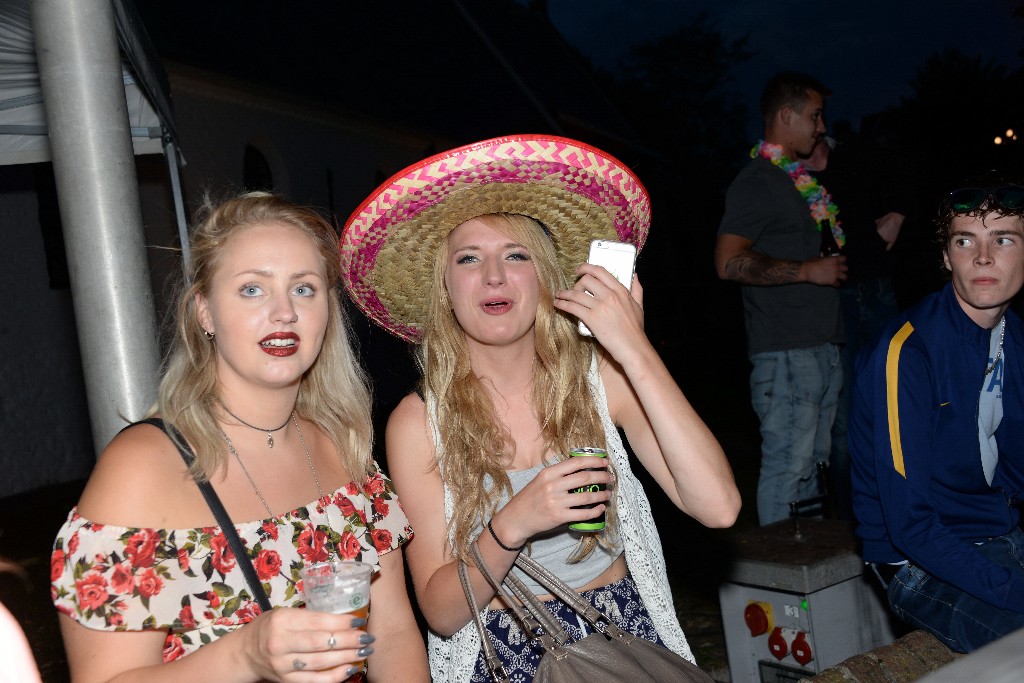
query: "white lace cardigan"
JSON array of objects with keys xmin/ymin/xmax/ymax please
[{"xmin": 426, "ymin": 356, "xmax": 694, "ymax": 681}]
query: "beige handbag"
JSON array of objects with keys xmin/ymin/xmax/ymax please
[{"xmin": 459, "ymin": 542, "xmax": 713, "ymax": 683}]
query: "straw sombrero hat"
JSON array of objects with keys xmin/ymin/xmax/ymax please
[{"xmin": 340, "ymin": 134, "xmax": 650, "ymax": 342}]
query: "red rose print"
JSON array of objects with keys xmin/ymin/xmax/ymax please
[
  {"xmin": 205, "ymin": 590, "xmax": 220, "ymax": 608},
  {"xmin": 370, "ymin": 528, "xmax": 393, "ymax": 553},
  {"xmin": 338, "ymin": 530, "xmax": 362, "ymax": 560},
  {"xmin": 50, "ymin": 549, "xmax": 65, "ymax": 582},
  {"xmin": 373, "ymin": 497, "xmax": 389, "ymax": 518},
  {"xmin": 254, "ymin": 549, "xmax": 282, "ymax": 581},
  {"xmin": 137, "ymin": 568, "xmax": 164, "ymax": 599},
  {"xmin": 261, "ymin": 521, "xmax": 279, "ymax": 541},
  {"xmin": 108, "ymin": 611, "xmax": 124, "ymax": 627},
  {"xmin": 177, "ymin": 548, "xmax": 190, "ymax": 572},
  {"xmin": 110, "ymin": 562, "xmax": 134, "ymax": 595},
  {"xmin": 163, "ymin": 634, "xmax": 186, "ymax": 662},
  {"xmin": 209, "ymin": 533, "xmax": 237, "ymax": 575},
  {"xmin": 235, "ymin": 602, "xmax": 262, "ymax": 622},
  {"xmin": 363, "ymin": 475, "xmax": 386, "ymax": 497},
  {"xmin": 214, "ymin": 616, "xmax": 235, "ymax": 626},
  {"xmin": 355, "ymin": 510, "xmax": 367, "ymax": 525},
  {"xmin": 68, "ymin": 532, "xmax": 80, "ymax": 555},
  {"xmin": 76, "ymin": 573, "xmax": 109, "ymax": 612},
  {"xmin": 125, "ymin": 529, "xmax": 158, "ymax": 568},
  {"xmin": 337, "ymin": 496, "xmax": 356, "ymax": 518},
  {"xmin": 345, "ymin": 481, "xmax": 360, "ymax": 496},
  {"xmin": 178, "ymin": 605, "xmax": 196, "ymax": 629},
  {"xmin": 297, "ymin": 527, "xmax": 329, "ymax": 563}
]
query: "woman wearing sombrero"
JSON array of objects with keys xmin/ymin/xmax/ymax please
[{"xmin": 341, "ymin": 135, "xmax": 740, "ymax": 681}]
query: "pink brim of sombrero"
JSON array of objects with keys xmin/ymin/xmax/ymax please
[{"xmin": 340, "ymin": 134, "xmax": 651, "ymax": 343}]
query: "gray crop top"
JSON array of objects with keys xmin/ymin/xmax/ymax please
[{"xmin": 481, "ymin": 463, "xmax": 623, "ymax": 595}]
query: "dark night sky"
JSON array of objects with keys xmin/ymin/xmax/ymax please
[{"xmin": 535, "ymin": 0, "xmax": 1024, "ymax": 137}]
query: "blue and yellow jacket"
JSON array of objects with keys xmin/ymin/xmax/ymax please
[{"xmin": 850, "ymin": 283, "xmax": 1024, "ymax": 611}]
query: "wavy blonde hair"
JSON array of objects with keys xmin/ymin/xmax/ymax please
[
  {"xmin": 156, "ymin": 191, "xmax": 374, "ymax": 482},
  {"xmin": 418, "ymin": 213, "xmax": 615, "ymax": 559}
]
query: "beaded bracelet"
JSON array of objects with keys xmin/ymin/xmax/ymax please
[{"xmin": 486, "ymin": 519, "xmax": 525, "ymax": 552}]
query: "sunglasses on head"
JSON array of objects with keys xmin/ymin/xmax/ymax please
[{"xmin": 948, "ymin": 185, "xmax": 1024, "ymax": 213}]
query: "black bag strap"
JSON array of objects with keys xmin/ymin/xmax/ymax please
[{"xmin": 134, "ymin": 417, "xmax": 273, "ymax": 613}]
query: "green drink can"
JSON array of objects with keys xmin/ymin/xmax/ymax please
[{"xmin": 568, "ymin": 447, "xmax": 607, "ymax": 532}]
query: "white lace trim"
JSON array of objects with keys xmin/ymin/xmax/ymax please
[{"xmin": 426, "ymin": 356, "xmax": 694, "ymax": 681}]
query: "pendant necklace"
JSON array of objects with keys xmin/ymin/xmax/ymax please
[
  {"xmin": 221, "ymin": 403, "xmax": 290, "ymax": 448},
  {"xmin": 221, "ymin": 413, "xmax": 323, "ymax": 518},
  {"xmin": 986, "ymin": 317, "xmax": 1006, "ymax": 376}
]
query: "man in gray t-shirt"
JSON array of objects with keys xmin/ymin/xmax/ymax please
[{"xmin": 715, "ymin": 71, "xmax": 846, "ymax": 525}]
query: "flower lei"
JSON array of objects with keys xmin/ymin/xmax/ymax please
[{"xmin": 751, "ymin": 140, "xmax": 845, "ymax": 247}]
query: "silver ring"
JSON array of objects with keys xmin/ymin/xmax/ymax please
[
  {"xmin": 292, "ymin": 659, "xmax": 307, "ymax": 670},
  {"xmin": 328, "ymin": 633, "xmax": 337, "ymax": 650}
]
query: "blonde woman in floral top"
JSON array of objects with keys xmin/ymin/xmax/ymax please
[{"xmin": 50, "ymin": 193, "xmax": 429, "ymax": 683}]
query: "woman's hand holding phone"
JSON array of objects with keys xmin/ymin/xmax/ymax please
[{"xmin": 577, "ymin": 240, "xmax": 637, "ymax": 337}]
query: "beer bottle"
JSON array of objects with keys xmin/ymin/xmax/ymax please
[{"xmin": 820, "ymin": 221, "xmax": 841, "ymax": 257}]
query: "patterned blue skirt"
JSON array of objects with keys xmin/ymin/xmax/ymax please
[{"xmin": 469, "ymin": 574, "xmax": 668, "ymax": 683}]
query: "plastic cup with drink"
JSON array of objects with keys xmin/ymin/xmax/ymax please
[
  {"xmin": 301, "ymin": 559, "xmax": 373, "ymax": 677},
  {"xmin": 301, "ymin": 559, "xmax": 372, "ymax": 619}
]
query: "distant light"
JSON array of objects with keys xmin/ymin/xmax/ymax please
[
  {"xmin": 995, "ymin": 136, "xmax": 1003, "ymax": 145},
  {"xmin": 1007, "ymin": 129, "xmax": 1015, "ymax": 137}
]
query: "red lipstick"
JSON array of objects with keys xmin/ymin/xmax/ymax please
[{"xmin": 260, "ymin": 331, "xmax": 299, "ymax": 357}]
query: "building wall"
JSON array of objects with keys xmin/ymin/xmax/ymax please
[
  {"xmin": 0, "ymin": 65, "xmax": 440, "ymax": 497},
  {"xmin": 0, "ymin": 164, "xmax": 94, "ymax": 495}
]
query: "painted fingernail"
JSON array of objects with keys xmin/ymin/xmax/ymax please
[
  {"xmin": 350, "ymin": 617, "xmax": 367, "ymax": 628},
  {"xmin": 345, "ymin": 666, "xmax": 361, "ymax": 677},
  {"xmin": 356, "ymin": 646, "xmax": 375, "ymax": 658},
  {"xmin": 359, "ymin": 633, "xmax": 376, "ymax": 645}
]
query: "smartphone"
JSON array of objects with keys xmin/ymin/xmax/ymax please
[{"xmin": 578, "ymin": 239, "xmax": 637, "ymax": 337}]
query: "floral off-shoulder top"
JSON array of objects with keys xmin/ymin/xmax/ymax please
[{"xmin": 50, "ymin": 465, "xmax": 412, "ymax": 664}]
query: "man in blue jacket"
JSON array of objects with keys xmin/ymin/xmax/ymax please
[{"xmin": 850, "ymin": 182, "xmax": 1024, "ymax": 652}]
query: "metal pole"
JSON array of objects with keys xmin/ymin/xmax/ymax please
[
  {"xmin": 165, "ymin": 139, "xmax": 190, "ymax": 273},
  {"xmin": 32, "ymin": 0, "xmax": 160, "ymax": 455}
]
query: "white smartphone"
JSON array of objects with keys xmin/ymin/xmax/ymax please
[{"xmin": 578, "ymin": 239, "xmax": 637, "ymax": 336}]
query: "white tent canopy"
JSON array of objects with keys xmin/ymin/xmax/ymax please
[{"xmin": 0, "ymin": 0, "xmax": 166, "ymax": 165}]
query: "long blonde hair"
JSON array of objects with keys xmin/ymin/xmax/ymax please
[
  {"xmin": 419, "ymin": 213, "xmax": 614, "ymax": 558},
  {"xmin": 156, "ymin": 191, "xmax": 374, "ymax": 481}
]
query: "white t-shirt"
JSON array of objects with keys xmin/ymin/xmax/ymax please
[{"xmin": 978, "ymin": 319, "xmax": 1005, "ymax": 485}]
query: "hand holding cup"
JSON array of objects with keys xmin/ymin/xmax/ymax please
[{"xmin": 300, "ymin": 560, "xmax": 374, "ymax": 679}]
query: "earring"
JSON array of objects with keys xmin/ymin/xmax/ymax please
[{"xmin": 204, "ymin": 329, "xmax": 215, "ymax": 340}]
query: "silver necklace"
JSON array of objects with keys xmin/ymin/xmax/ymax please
[
  {"xmin": 221, "ymin": 413, "xmax": 323, "ymax": 517},
  {"xmin": 221, "ymin": 403, "xmax": 291, "ymax": 448},
  {"xmin": 986, "ymin": 317, "xmax": 1006, "ymax": 375}
]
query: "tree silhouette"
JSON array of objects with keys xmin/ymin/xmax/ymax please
[
  {"xmin": 893, "ymin": 49, "xmax": 1023, "ymax": 189},
  {"xmin": 607, "ymin": 13, "xmax": 752, "ymax": 186},
  {"xmin": 588, "ymin": 14, "xmax": 753, "ymax": 369}
]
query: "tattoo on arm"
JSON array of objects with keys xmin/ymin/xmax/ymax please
[{"xmin": 723, "ymin": 253, "xmax": 803, "ymax": 285}]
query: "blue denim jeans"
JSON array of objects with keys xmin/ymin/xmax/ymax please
[
  {"xmin": 885, "ymin": 528, "xmax": 1024, "ymax": 653},
  {"xmin": 832, "ymin": 278, "xmax": 900, "ymax": 520},
  {"xmin": 749, "ymin": 343, "xmax": 842, "ymax": 526}
]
